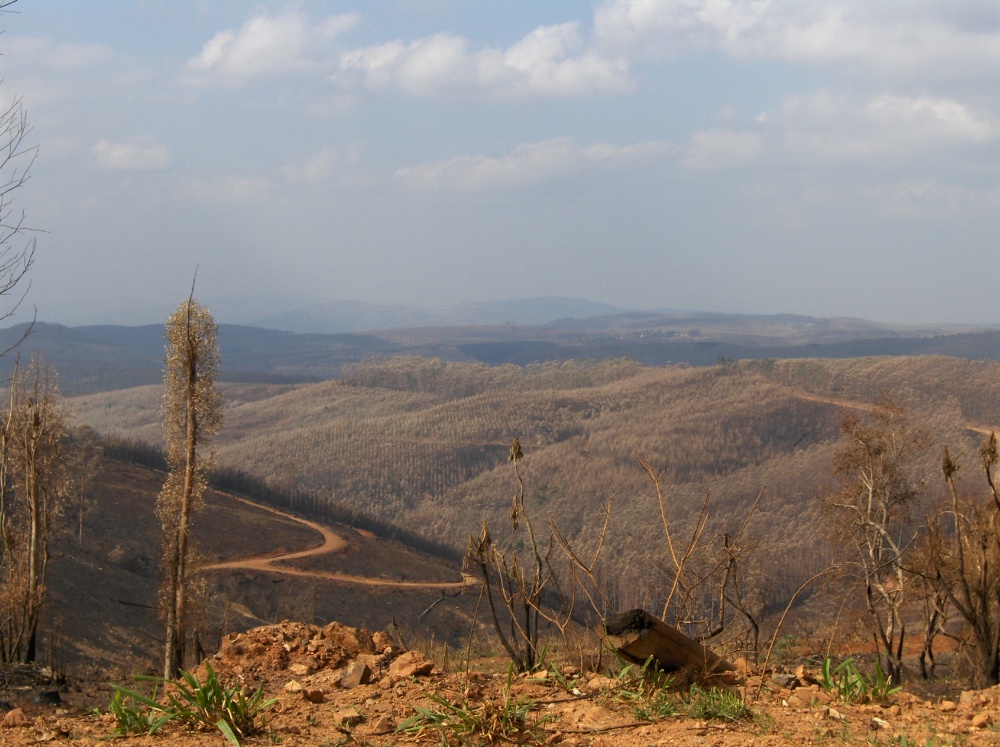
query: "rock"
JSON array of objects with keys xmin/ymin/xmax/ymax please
[
  {"xmin": 871, "ymin": 717, "xmax": 891, "ymax": 730},
  {"xmin": 771, "ymin": 672, "xmax": 797, "ymax": 688},
  {"xmin": 284, "ymin": 680, "xmax": 303, "ymax": 693},
  {"xmin": 369, "ymin": 714, "xmax": 395, "ymax": 734},
  {"xmin": 302, "ymin": 688, "xmax": 325, "ymax": 704},
  {"xmin": 971, "ymin": 712, "xmax": 992, "ymax": 729},
  {"xmin": 795, "ymin": 665, "xmax": 819, "ymax": 685},
  {"xmin": 378, "ymin": 676, "xmax": 393, "ymax": 690},
  {"xmin": 32, "ymin": 690, "xmax": 62, "ymax": 705},
  {"xmin": 3, "ymin": 708, "xmax": 28, "ymax": 727},
  {"xmin": 941, "ymin": 701, "xmax": 958, "ymax": 712},
  {"xmin": 333, "ymin": 709, "xmax": 364, "ymax": 727},
  {"xmin": 389, "ymin": 651, "xmax": 434, "ymax": 678},
  {"xmin": 341, "ymin": 662, "xmax": 372, "ymax": 689},
  {"xmin": 585, "ymin": 675, "xmax": 615, "ymax": 692},
  {"xmin": 372, "ymin": 631, "xmax": 394, "ymax": 652},
  {"xmin": 959, "ymin": 690, "xmax": 977, "ymax": 709},
  {"xmin": 826, "ymin": 707, "xmax": 847, "ymax": 721},
  {"xmin": 322, "ymin": 622, "xmax": 362, "ymax": 654},
  {"xmin": 787, "ymin": 690, "xmax": 832, "ymax": 708},
  {"xmin": 289, "ymin": 656, "xmax": 319, "ymax": 676}
]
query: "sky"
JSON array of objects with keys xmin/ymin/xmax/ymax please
[{"xmin": 0, "ymin": 0, "xmax": 997, "ymax": 327}]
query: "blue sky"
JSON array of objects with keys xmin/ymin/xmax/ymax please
[{"xmin": 1, "ymin": 0, "xmax": 997, "ymax": 326}]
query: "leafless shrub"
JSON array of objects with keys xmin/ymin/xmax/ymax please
[{"xmin": 917, "ymin": 434, "xmax": 1000, "ymax": 687}]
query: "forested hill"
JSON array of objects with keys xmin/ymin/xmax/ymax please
[{"xmin": 72, "ymin": 355, "xmax": 1000, "ymax": 616}]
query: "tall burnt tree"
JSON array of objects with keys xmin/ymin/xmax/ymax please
[
  {"xmin": 158, "ymin": 293, "xmax": 222, "ymax": 679},
  {"xmin": 925, "ymin": 435, "xmax": 1000, "ymax": 687},
  {"xmin": 0, "ymin": 355, "xmax": 69, "ymax": 663},
  {"xmin": 824, "ymin": 394, "xmax": 927, "ymax": 684}
]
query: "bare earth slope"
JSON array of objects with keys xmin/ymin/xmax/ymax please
[{"xmin": 3, "ymin": 619, "xmax": 1000, "ymax": 746}]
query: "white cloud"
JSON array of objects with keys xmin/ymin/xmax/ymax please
[
  {"xmin": 281, "ymin": 147, "xmax": 362, "ymax": 183},
  {"xmin": 761, "ymin": 91, "xmax": 998, "ymax": 163},
  {"xmin": 184, "ymin": 176, "xmax": 269, "ymax": 202},
  {"xmin": 396, "ymin": 137, "xmax": 673, "ymax": 189},
  {"xmin": 91, "ymin": 137, "xmax": 168, "ymax": 171},
  {"xmin": 187, "ymin": 10, "xmax": 359, "ymax": 83},
  {"xmin": 865, "ymin": 95, "xmax": 995, "ymax": 143},
  {"xmin": 593, "ymin": 0, "xmax": 1000, "ymax": 81},
  {"xmin": 340, "ymin": 22, "xmax": 630, "ymax": 98},
  {"xmin": 683, "ymin": 129, "xmax": 762, "ymax": 169}
]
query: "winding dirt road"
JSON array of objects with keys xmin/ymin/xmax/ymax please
[{"xmin": 200, "ymin": 492, "xmax": 473, "ymax": 590}]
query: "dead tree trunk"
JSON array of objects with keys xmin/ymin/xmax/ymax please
[{"xmin": 599, "ymin": 609, "xmax": 736, "ymax": 675}]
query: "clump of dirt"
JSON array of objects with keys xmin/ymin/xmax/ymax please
[{"xmin": 3, "ymin": 619, "xmax": 1000, "ymax": 746}]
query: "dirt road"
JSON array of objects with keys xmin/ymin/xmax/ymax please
[
  {"xmin": 200, "ymin": 492, "xmax": 472, "ymax": 590},
  {"xmin": 787, "ymin": 386, "xmax": 1000, "ymax": 435}
]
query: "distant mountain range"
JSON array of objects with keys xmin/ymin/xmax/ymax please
[
  {"xmin": 0, "ymin": 301, "xmax": 996, "ymax": 396},
  {"xmin": 247, "ymin": 297, "xmax": 638, "ymax": 333}
]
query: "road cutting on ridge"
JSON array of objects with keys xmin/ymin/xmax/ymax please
[{"xmin": 200, "ymin": 492, "xmax": 473, "ymax": 590}]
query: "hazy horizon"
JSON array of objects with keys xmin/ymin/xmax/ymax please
[{"xmin": 2, "ymin": 1, "xmax": 997, "ymax": 328}]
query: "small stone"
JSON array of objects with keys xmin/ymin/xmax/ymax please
[
  {"xmin": 827, "ymin": 707, "xmax": 847, "ymax": 721},
  {"xmin": 3, "ymin": 708, "xmax": 28, "ymax": 727},
  {"xmin": 941, "ymin": 701, "xmax": 958, "ymax": 712},
  {"xmin": 333, "ymin": 709, "xmax": 364, "ymax": 727},
  {"xmin": 388, "ymin": 651, "xmax": 434, "ymax": 679},
  {"xmin": 341, "ymin": 662, "xmax": 372, "ymax": 689},
  {"xmin": 771, "ymin": 672, "xmax": 797, "ymax": 688},
  {"xmin": 871, "ymin": 717, "xmax": 891, "ymax": 730},
  {"xmin": 284, "ymin": 680, "xmax": 303, "ymax": 693},
  {"xmin": 370, "ymin": 714, "xmax": 394, "ymax": 734},
  {"xmin": 302, "ymin": 688, "xmax": 325, "ymax": 704},
  {"xmin": 378, "ymin": 676, "xmax": 393, "ymax": 690},
  {"xmin": 585, "ymin": 675, "xmax": 615, "ymax": 692},
  {"xmin": 787, "ymin": 690, "xmax": 833, "ymax": 708},
  {"xmin": 290, "ymin": 656, "xmax": 319, "ymax": 676},
  {"xmin": 971, "ymin": 712, "xmax": 992, "ymax": 729},
  {"xmin": 795, "ymin": 665, "xmax": 819, "ymax": 685}
]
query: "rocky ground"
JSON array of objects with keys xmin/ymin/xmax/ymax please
[{"xmin": 1, "ymin": 620, "xmax": 998, "ymax": 746}]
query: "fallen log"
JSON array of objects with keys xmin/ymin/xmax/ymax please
[{"xmin": 598, "ymin": 609, "xmax": 735, "ymax": 675}]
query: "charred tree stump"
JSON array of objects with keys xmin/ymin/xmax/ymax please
[{"xmin": 599, "ymin": 609, "xmax": 735, "ymax": 675}]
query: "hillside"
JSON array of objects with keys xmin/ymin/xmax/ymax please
[
  {"xmin": 71, "ymin": 355, "xmax": 1000, "ymax": 625},
  {"xmin": 43, "ymin": 455, "xmax": 474, "ymax": 681}
]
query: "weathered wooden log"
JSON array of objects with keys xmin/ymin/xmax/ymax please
[{"xmin": 598, "ymin": 609, "xmax": 735, "ymax": 674}]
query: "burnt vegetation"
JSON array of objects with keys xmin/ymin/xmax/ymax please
[{"xmin": 62, "ymin": 352, "xmax": 1000, "ymax": 683}]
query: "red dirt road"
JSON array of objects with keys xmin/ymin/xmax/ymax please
[{"xmin": 200, "ymin": 492, "xmax": 472, "ymax": 590}]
